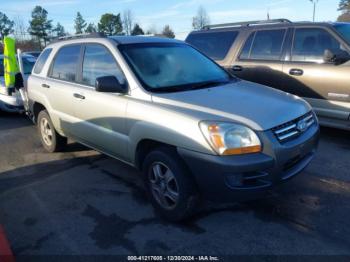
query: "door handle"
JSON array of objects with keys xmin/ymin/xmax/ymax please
[
  {"xmin": 41, "ymin": 83, "xmax": 50, "ymax": 88},
  {"xmin": 289, "ymin": 68, "xmax": 304, "ymax": 76},
  {"xmin": 232, "ymin": 65, "xmax": 243, "ymax": 72},
  {"xmin": 73, "ymin": 93, "xmax": 85, "ymax": 100}
]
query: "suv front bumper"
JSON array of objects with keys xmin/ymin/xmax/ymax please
[{"xmin": 177, "ymin": 122, "xmax": 319, "ymax": 201}]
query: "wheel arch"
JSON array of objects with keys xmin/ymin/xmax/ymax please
[
  {"xmin": 134, "ymin": 139, "xmax": 177, "ymax": 171},
  {"xmin": 32, "ymin": 102, "xmax": 47, "ymax": 123}
]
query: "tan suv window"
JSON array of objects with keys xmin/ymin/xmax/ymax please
[
  {"xmin": 292, "ymin": 28, "xmax": 343, "ymax": 63},
  {"xmin": 241, "ymin": 29, "xmax": 286, "ymax": 61}
]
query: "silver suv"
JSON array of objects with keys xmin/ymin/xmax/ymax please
[{"xmin": 28, "ymin": 34, "xmax": 319, "ymax": 221}]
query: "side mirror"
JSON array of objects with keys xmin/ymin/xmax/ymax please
[
  {"xmin": 323, "ymin": 49, "xmax": 336, "ymax": 63},
  {"xmin": 324, "ymin": 49, "xmax": 350, "ymax": 65},
  {"xmin": 95, "ymin": 76, "xmax": 128, "ymax": 94}
]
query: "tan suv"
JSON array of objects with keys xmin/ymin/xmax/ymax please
[
  {"xmin": 186, "ymin": 19, "xmax": 350, "ymax": 130},
  {"xmin": 27, "ymin": 34, "xmax": 319, "ymax": 221}
]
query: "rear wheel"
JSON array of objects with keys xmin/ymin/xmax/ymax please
[
  {"xmin": 37, "ymin": 110, "xmax": 67, "ymax": 152},
  {"xmin": 143, "ymin": 147, "xmax": 199, "ymax": 222}
]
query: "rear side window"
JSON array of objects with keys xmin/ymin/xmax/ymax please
[
  {"xmin": 186, "ymin": 31, "xmax": 239, "ymax": 60},
  {"xmin": 241, "ymin": 29, "xmax": 286, "ymax": 61},
  {"xmin": 33, "ymin": 48, "xmax": 52, "ymax": 74},
  {"xmin": 50, "ymin": 45, "xmax": 81, "ymax": 82},
  {"xmin": 82, "ymin": 44, "xmax": 125, "ymax": 86},
  {"xmin": 239, "ymin": 33, "xmax": 255, "ymax": 59},
  {"xmin": 292, "ymin": 28, "xmax": 344, "ymax": 63}
]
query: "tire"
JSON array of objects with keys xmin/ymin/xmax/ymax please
[
  {"xmin": 37, "ymin": 110, "xmax": 67, "ymax": 153},
  {"xmin": 142, "ymin": 147, "xmax": 199, "ymax": 222}
]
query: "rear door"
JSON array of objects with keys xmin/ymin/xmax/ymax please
[
  {"xmin": 232, "ymin": 28, "xmax": 288, "ymax": 89},
  {"xmin": 71, "ymin": 43, "xmax": 129, "ymax": 159},
  {"xmin": 282, "ymin": 26, "xmax": 350, "ymax": 121}
]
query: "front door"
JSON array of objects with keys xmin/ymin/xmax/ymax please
[
  {"xmin": 72, "ymin": 44, "xmax": 129, "ymax": 160},
  {"xmin": 282, "ymin": 27, "xmax": 350, "ymax": 121}
]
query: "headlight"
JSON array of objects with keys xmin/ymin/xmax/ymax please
[{"xmin": 199, "ymin": 121, "xmax": 262, "ymax": 155}]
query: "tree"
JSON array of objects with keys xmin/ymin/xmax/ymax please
[
  {"xmin": 338, "ymin": 12, "xmax": 350, "ymax": 22},
  {"xmin": 122, "ymin": 9, "xmax": 133, "ymax": 35},
  {"xmin": 53, "ymin": 22, "xmax": 65, "ymax": 37},
  {"xmin": 28, "ymin": 6, "xmax": 52, "ymax": 47},
  {"xmin": 131, "ymin": 23, "xmax": 144, "ymax": 35},
  {"xmin": 0, "ymin": 12, "xmax": 14, "ymax": 38},
  {"xmin": 338, "ymin": 0, "xmax": 350, "ymax": 11},
  {"xmin": 13, "ymin": 16, "xmax": 26, "ymax": 42},
  {"xmin": 162, "ymin": 25, "xmax": 175, "ymax": 38},
  {"xmin": 98, "ymin": 13, "xmax": 123, "ymax": 36},
  {"xmin": 85, "ymin": 23, "xmax": 97, "ymax": 33},
  {"xmin": 338, "ymin": 0, "xmax": 350, "ymax": 21},
  {"xmin": 192, "ymin": 6, "xmax": 210, "ymax": 30},
  {"xmin": 74, "ymin": 12, "xmax": 87, "ymax": 34}
]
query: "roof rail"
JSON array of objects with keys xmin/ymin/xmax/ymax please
[
  {"xmin": 51, "ymin": 32, "xmax": 106, "ymax": 43},
  {"xmin": 202, "ymin": 19, "xmax": 292, "ymax": 30}
]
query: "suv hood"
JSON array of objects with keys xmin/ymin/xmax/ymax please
[{"xmin": 151, "ymin": 80, "xmax": 311, "ymax": 131}]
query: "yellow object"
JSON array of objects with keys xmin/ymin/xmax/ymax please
[{"xmin": 3, "ymin": 37, "xmax": 19, "ymax": 88}]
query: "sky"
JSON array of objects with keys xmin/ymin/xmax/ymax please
[{"xmin": 1, "ymin": 0, "xmax": 342, "ymax": 40}]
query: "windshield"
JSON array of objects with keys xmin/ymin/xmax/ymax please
[
  {"xmin": 334, "ymin": 23, "xmax": 350, "ymax": 44},
  {"xmin": 119, "ymin": 43, "xmax": 233, "ymax": 93}
]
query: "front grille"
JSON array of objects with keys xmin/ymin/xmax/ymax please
[{"xmin": 272, "ymin": 112, "xmax": 315, "ymax": 143}]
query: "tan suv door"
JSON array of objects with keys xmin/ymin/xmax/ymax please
[
  {"xmin": 71, "ymin": 44, "xmax": 129, "ymax": 160},
  {"xmin": 231, "ymin": 28, "xmax": 287, "ymax": 89},
  {"xmin": 282, "ymin": 26, "xmax": 350, "ymax": 122}
]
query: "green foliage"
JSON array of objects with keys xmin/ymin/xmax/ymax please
[
  {"xmin": 0, "ymin": 11, "xmax": 14, "ymax": 38},
  {"xmin": 74, "ymin": 12, "xmax": 87, "ymax": 34},
  {"xmin": 85, "ymin": 23, "xmax": 97, "ymax": 33},
  {"xmin": 338, "ymin": 0, "xmax": 350, "ymax": 12},
  {"xmin": 98, "ymin": 13, "xmax": 123, "ymax": 36},
  {"xmin": 161, "ymin": 25, "xmax": 175, "ymax": 38},
  {"xmin": 338, "ymin": 0, "xmax": 350, "ymax": 21},
  {"xmin": 53, "ymin": 22, "xmax": 65, "ymax": 37},
  {"xmin": 131, "ymin": 23, "xmax": 144, "ymax": 35},
  {"xmin": 28, "ymin": 6, "xmax": 52, "ymax": 47}
]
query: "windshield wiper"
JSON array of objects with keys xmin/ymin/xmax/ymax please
[
  {"xmin": 188, "ymin": 80, "xmax": 230, "ymax": 91},
  {"xmin": 150, "ymin": 79, "xmax": 232, "ymax": 93}
]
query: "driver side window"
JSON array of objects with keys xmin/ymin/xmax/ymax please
[
  {"xmin": 292, "ymin": 28, "xmax": 344, "ymax": 63},
  {"xmin": 82, "ymin": 44, "xmax": 125, "ymax": 87}
]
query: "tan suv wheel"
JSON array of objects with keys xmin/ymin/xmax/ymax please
[{"xmin": 37, "ymin": 110, "xmax": 67, "ymax": 153}]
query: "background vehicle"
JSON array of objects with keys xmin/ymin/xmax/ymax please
[
  {"xmin": 23, "ymin": 51, "xmax": 41, "ymax": 58},
  {"xmin": 28, "ymin": 34, "xmax": 319, "ymax": 221},
  {"xmin": 186, "ymin": 19, "xmax": 350, "ymax": 130},
  {"xmin": 0, "ymin": 54, "xmax": 36, "ymax": 112}
]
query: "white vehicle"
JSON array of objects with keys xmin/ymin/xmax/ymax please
[{"xmin": 0, "ymin": 54, "xmax": 36, "ymax": 112}]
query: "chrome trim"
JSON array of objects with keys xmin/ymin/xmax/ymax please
[
  {"xmin": 274, "ymin": 123, "xmax": 297, "ymax": 135},
  {"xmin": 278, "ymin": 130, "xmax": 299, "ymax": 141},
  {"xmin": 272, "ymin": 112, "xmax": 315, "ymax": 143}
]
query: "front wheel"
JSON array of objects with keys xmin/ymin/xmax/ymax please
[
  {"xmin": 37, "ymin": 110, "xmax": 67, "ymax": 153},
  {"xmin": 143, "ymin": 147, "xmax": 199, "ymax": 222}
]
